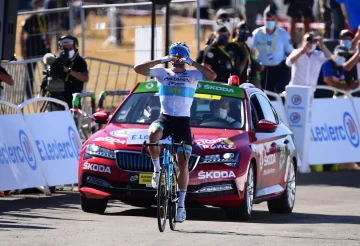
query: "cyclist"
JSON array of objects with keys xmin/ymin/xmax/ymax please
[{"xmin": 134, "ymin": 42, "xmax": 216, "ymax": 222}]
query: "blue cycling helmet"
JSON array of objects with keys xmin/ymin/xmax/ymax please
[{"xmin": 169, "ymin": 42, "xmax": 191, "ymax": 59}]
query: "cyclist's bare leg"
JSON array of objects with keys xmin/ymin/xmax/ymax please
[
  {"xmin": 148, "ymin": 125, "xmax": 163, "ymax": 160},
  {"xmin": 176, "ymin": 149, "xmax": 191, "ymax": 222},
  {"xmin": 149, "ymin": 124, "xmax": 163, "ymax": 188},
  {"xmin": 176, "ymin": 152, "xmax": 190, "ymax": 190}
]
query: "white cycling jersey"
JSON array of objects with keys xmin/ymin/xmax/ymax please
[{"xmin": 149, "ymin": 68, "xmax": 204, "ymax": 117}]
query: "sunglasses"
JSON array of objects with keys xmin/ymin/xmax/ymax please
[{"xmin": 170, "ymin": 48, "xmax": 188, "ymax": 58}]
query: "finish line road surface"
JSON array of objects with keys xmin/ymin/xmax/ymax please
[{"xmin": 1, "ymin": 171, "xmax": 360, "ymax": 246}]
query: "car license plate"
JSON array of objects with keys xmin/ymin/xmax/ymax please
[{"xmin": 139, "ymin": 173, "xmax": 176, "ymax": 185}]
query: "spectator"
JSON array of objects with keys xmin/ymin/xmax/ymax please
[
  {"xmin": 339, "ymin": 29, "xmax": 360, "ymax": 51},
  {"xmin": 286, "ymin": 32, "xmax": 331, "ymax": 86},
  {"xmin": 204, "ymin": 9, "xmax": 233, "ymax": 46},
  {"xmin": 20, "ymin": 0, "xmax": 51, "ymax": 99},
  {"xmin": 329, "ymin": 0, "xmax": 345, "ymax": 39},
  {"xmin": 45, "ymin": 0, "xmax": 70, "ymax": 47},
  {"xmin": 201, "ymin": 25, "xmax": 235, "ymax": 83},
  {"xmin": 227, "ymin": 21, "xmax": 264, "ymax": 87},
  {"xmin": 337, "ymin": 0, "xmax": 360, "ymax": 33},
  {"xmin": 315, "ymin": 45, "xmax": 359, "ymax": 98},
  {"xmin": 250, "ymin": 6, "xmax": 294, "ymax": 93},
  {"xmin": 319, "ymin": 0, "xmax": 331, "ymax": 38},
  {"xmin": 285, "ymin": 0, "xmax": 313, "ymax": 47},
  {"xmin": 0, "ymin": 65, "xmax": 15, "ymax": 100},
  {"xmin": 243, "ymin": 0, "xmax": 276, "ymax": 32},
  {"xmin": 196, "ymin": 9, "xmax": 231, "ymax": 64}
]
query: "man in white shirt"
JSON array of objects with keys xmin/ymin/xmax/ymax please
[{"xmin": 286, "ymin": 32, "xmax": 332, "ymax": 86}]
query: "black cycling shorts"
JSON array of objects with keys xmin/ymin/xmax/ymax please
[
  {"xmin": 150, "ymin": 114, "xmax": 193, "ymax": 154},
  {"xmin": 287, "ymin": 2, "xmax": 313, "ymax": 19}
]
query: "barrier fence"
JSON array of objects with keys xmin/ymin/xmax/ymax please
[
  {"xmin": 0, "ymin": 97, "xmax": 81, "ymax": 194},
  {"xmin": 1, "ymin": 83, "xmax": 360, "ymax": 196}
]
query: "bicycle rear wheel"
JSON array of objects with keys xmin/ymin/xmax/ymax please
[
  {"xmin": 157, "ymin": 167, "xmax": 168, "ymax": 232},
  {"xmin": 169, "ymin": 164, "xmax": 179, "ymax": 231}
]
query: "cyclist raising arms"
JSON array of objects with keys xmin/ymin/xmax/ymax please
[{"xmin": 134, "ymin": 42, "xmax": 216, "ymax": 222}]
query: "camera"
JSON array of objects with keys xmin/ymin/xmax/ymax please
[{"xmin": 42, "ymin": 53, "xmax": 68, "ymax": 93}]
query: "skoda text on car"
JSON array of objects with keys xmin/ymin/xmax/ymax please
[{"xmin": 78, "ymin": 80, "xmax": 298, "ymax": 220}]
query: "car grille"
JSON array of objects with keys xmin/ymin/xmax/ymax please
[{"xmin": 115, "ymin": 150, "xmax": 200, "ymax": 172}]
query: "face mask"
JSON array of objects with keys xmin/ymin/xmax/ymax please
[
  {"xmin": 68, "ymin": 50, "xmax": 75, "ymax": 58},
  {"xmin": 214, "ymin": 108, "xmax": 227, "ymax": 119},
  {"xmin": 341, "ymin": 40, "xmax": 352, "ymax": 49},
  {"xmin": 237, "ymin": 32, "xmax": 249, "ymax": 42},
  {"xmin": 217, "ymin": 35, "xmax": 229, "ymax": 46},
  {"xmin": 335, "ymin": 56, "xmax": 346, "ymax": 66},
  {"xmin": 307, "ymin": 43, "xmax": 317, "ymax": 53},
  {"xmin": 265, "ymin": 21, "xmax": 276, "ymax": 30}
]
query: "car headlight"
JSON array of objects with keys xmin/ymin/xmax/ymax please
[
  {"xmin": 199, "ymin": 152, "xmax": 240, "ymax": 167},
  {"xmin": 84, "ymin": 144, "xmax": 115, "ymax": 160}
]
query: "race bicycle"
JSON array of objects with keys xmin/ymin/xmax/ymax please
[{"xmin": 141, "ymin": 140, "xmax": 187, "ymax": 232}]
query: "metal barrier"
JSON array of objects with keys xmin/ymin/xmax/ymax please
[
  {"xmin": 84, "ymin": 57, "xmax": 147, "ymax": 111},
  {"xmin": 1, "ymin": 58, "xmax": 43, "ymax": 109},
  {"xmin": 17, "ymin": 6, "xmax": 75, "ymax": 56},
  {"xmin": 97, "ymin": 90, "xmax": 130, "ymax": 110},
  {"xmin": 72, "ymin": 92, "xmax": 97, "ymax": 140}
]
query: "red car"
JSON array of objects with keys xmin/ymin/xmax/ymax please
[{"xmin": 78, "ymin": 80, "xmax": 297, "ymax": 220}]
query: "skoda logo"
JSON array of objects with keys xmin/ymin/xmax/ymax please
[
  {"xmin": 343, "ymin": 112, "xmax": 359, "ymax": 148},
  {"xmin": 145, "ymin": 83, "xmax": 154, "ymax": 89},
  {"xmin": 68, "ymin": 126, "xmax": 82, "ymax": 160},
  {"xmin": 196, "ymin": 83, "xmax": 202, "ymax": 89},
  {"xmin": 19, "ymin": 130, "xmax": 36, "ymax": 170},
  {"xmin": 290, "ymin": 112, "xmax": 301, "ymax": 124},
  {"xmin": 291, "ymin": 94, "xmax": 302, "ymax": 105}
]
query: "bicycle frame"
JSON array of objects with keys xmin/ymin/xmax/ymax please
[
  {"xmin": 141, "ymin": 140, "xmax": 186, "ymax": 190},
  {"xmin": 163, "ymin": 147, "xmax": 172, "ymax": 191}
]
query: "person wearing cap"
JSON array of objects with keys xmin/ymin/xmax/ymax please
[
  {"xmin": 204, "ymin": 9, "xmax": 233, "ymax": 46},
  {"xmin": 227, "ymin": 21, "xmax": 264, "ymax": 87},
  {"xmin": 201, "ymin": 25, "xmax": 235, "ymax": 83},
  {"xmin": 20, "ymin": 0, "xmax": 51, "ymax": 99},
  {"xmin": 250, "ymin": 6, "xmax": 294, "ymax": 93},
  {"xmin": 315, "ymin": 45, "xmax": 359, "ymax": 98},
  {"xmin": 195, "ymin": 9, "xmax": 232, "ymax": 64},
  {"xmin": 339, "ymin": 28, "xmax": 360, "ymax": 52},
  {"xmin": 286, "ymin": 32, "xmax": 331, "ymax": 86},
  {"xmin": 57, "ymin": 35, "xmax": 89, "ymax": 109}
]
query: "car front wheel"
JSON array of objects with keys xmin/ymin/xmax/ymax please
[
  {"xmin": 225, "ymin": 163, "xmax": 255, "ymax": 221},
  {"xmin": 80, "ymin": 195, "xmax": 108, "ymax": 214},
  {"xmin": 267, "ymin": 159, "xmax": 296, "ymax": 213}
]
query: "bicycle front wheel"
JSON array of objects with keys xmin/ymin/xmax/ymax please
[{"xmin": 157, "ymin": 167, "xmax": 168, "ymax": 232}]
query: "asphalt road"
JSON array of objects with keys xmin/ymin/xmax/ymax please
[{"xmin": 1, "ymin": 171, "xmax": 360, "ymax": 246}]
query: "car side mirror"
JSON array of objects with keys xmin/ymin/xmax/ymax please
[
  {"xmin": 255, "ymin": 119, "xmax": 278, "ymax": 133},
  {"xmin": 93, "ymin": 110, "xmax": 110, "ymax": 124}
]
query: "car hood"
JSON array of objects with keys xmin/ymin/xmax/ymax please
[{"xmin": 87, "ymin": 123, "xmax": 249, "ymax": 154}]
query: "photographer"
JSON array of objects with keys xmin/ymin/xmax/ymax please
[{"xmin": 43, "ymin": 35, "xmax": 89, "ymax": 110}]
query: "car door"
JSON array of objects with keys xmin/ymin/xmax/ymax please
[{"xmin": 251, "ymin": 93, "xmax": 285, "ymax": 192}]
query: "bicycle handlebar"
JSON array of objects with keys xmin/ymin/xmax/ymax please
[{"xmin": 141, "ymin": 140, "xmax": 187, "ymax": 161}]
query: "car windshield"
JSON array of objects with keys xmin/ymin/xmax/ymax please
[{"xmin": 111, "ymin": 92, "xmax": 245, "ymax": 130}]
